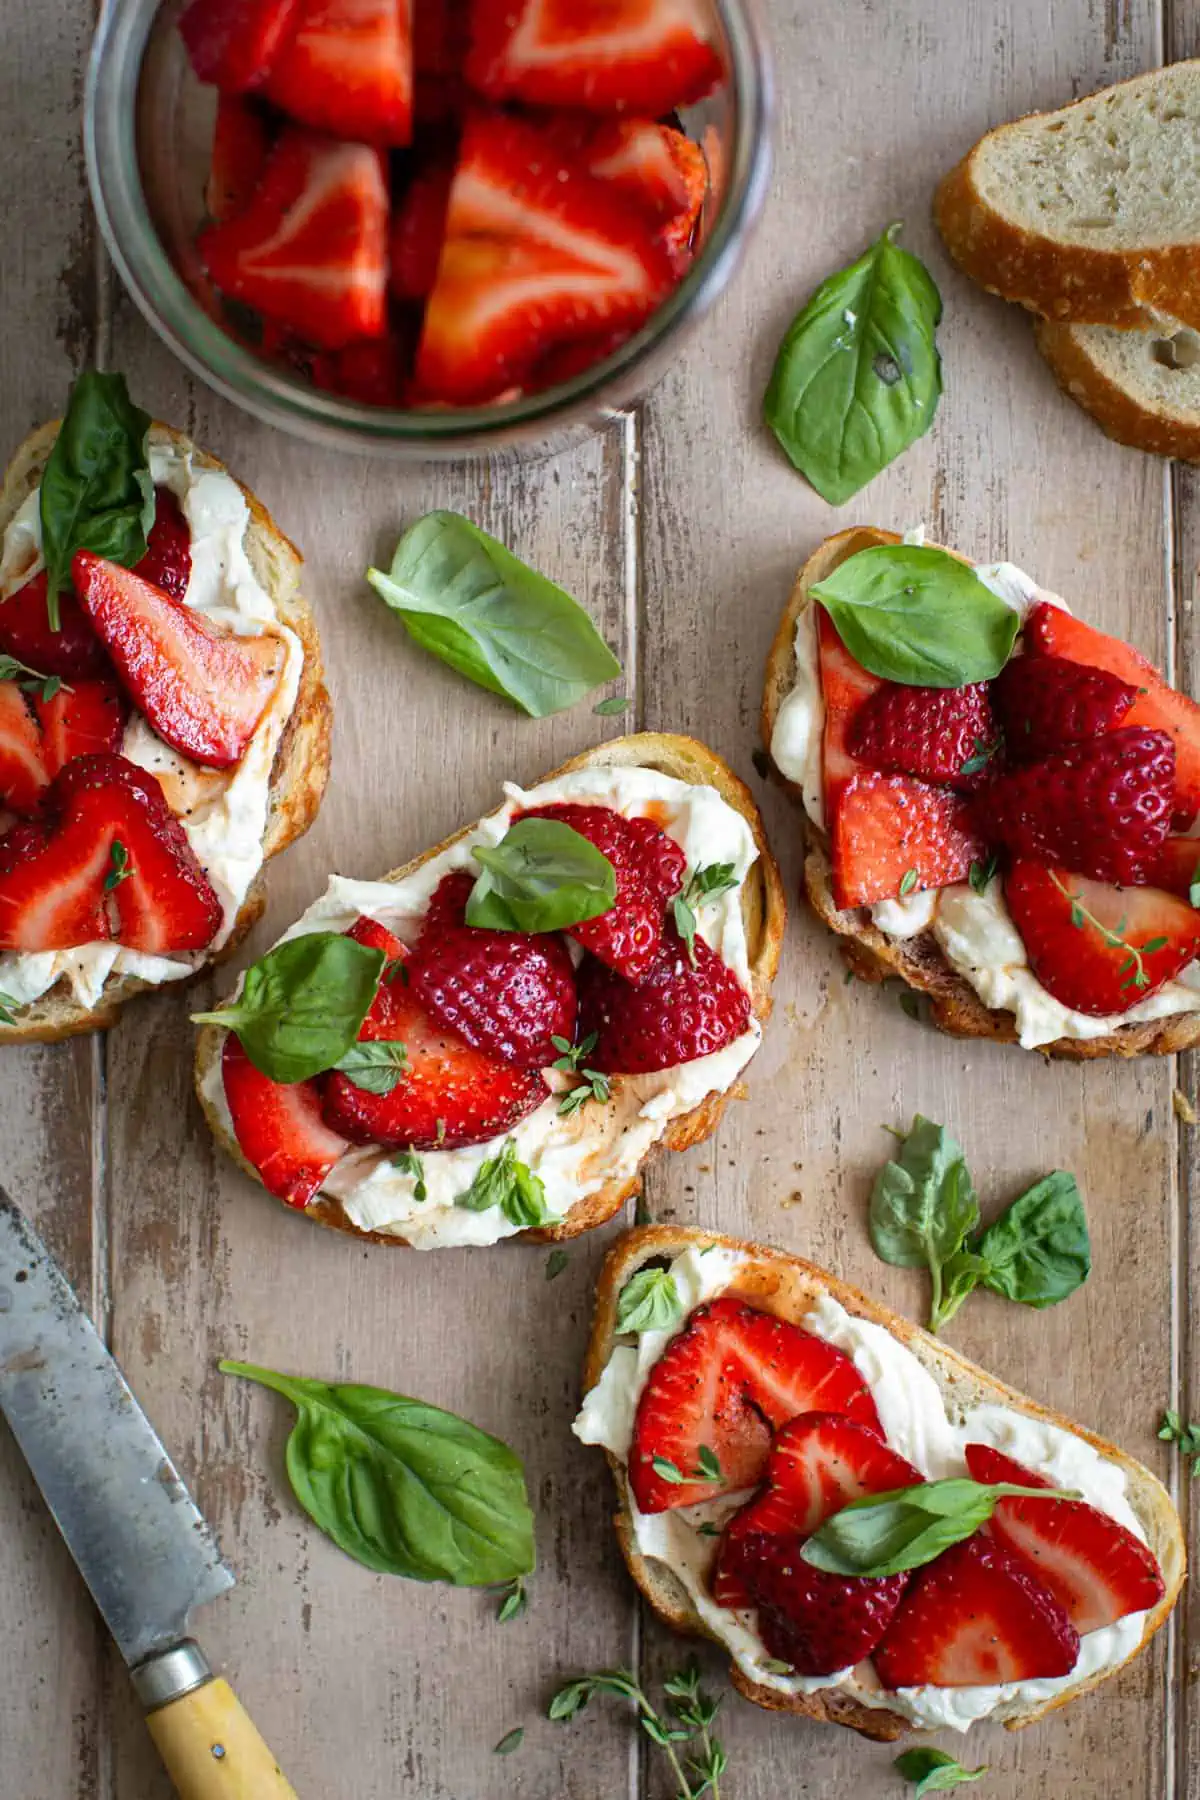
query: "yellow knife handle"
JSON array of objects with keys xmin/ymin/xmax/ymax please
[{"xmin": 136, "ymin": 1644, "xmax": 297, "ymax": 1800}]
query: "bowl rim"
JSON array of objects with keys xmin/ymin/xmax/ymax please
[{"xmin": 84, "ymin": 0, "xmax": 774, "ymax": 454}]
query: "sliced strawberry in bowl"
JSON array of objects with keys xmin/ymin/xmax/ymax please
[
  {"xmin": 221, "ymin": 1034, "xmax": 349, "ymax": 1208},
  {"xmin": 576, "ymin": 118, "xmax": 708, "ymax": 269},
  {"xmin": 265, "ymin": 0, "xmax": 413, "ymax": 145},
  {"xmin": 847, "ymin": 680, "xmax": 997, "ymax": 791},
  {"xmin": 521, "ymin": 802, "xmax": 684, "ymax": 981},
  {"xmin": 576, "ymin": 925, "xmax": 751, "ymax": 1074},
  {"xmin": 0, "ymin": 683, "xmax": 48, "ymax": 816},
  {"xmin": 831, "ymin": 771, "xmax": 985, "ymax": 910},
  {"xmin": 406, "ymin": 871, "xmax": 577, "ymax": 1069},
  {"xmin": 529, "ymin": 329, "xmax": 636, "ymax": 394},
  {"xmin": 180, "ymin": 0, "xmax": 301, "ymax": 93},
  {"xmin": 389, "ymin": 161, "xmax": 454, "ymax": 301},
  {"xmin": 34, "ymin": 679, "xmax": 129, "ymax": 779},
  {"xmin": 312, "ymin": 334, "xmax": 409, "ymax": 408},
  {"xmin": 989, "ymin": 727, "xmax": 1176, "ymax": 885},
  {"xmin": 629, "ymin": 1298, "xmax": 882, "ymax": 1514},
  {"xmin": 206, "ymin": 95, "xmax": 273, "ymax": 224},
  {"xmin": 72, "ymin": 552, "xmax": 285, "ymax": 769},
  {"xmin": 964, "ymin": 1444, "xmax": 1165, "ymax": 1632},
  {"xmin": 198, "ymin": 127, "xmax": 390, "ymax": 351},
  {"xmin": 724, "ymin": 1536, "xmax": 912, "ymax": 1677},
  {"xmin": 992, "ymin": 653, "xmax": 1138, "ymax": 759},
  {"xmin": 465, "ymin": 0, "xmax": 723, "ymax": 114},
  {"xmin": 873, "ymin": 1535, "xmax": 1081, "ymax": 1688}
]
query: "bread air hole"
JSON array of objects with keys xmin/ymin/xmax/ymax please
[{"xmin": 1152, "ymin": 331, "xmax": 1200, "ymax": 371}]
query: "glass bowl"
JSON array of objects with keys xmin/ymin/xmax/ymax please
[{"xmin": 85, "ymin": 1, "xmax": 774, "ymax": 458}]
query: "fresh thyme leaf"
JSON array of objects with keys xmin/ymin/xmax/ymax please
[
  {"xmin": 496, "ymin": 1576, "xmax": 527, "ymax": 1623},
  {"xmin": 1159, "ymin": 1408, "xmax": 1200, "ymax": 1477},
  {"xmin": 593, "ymin": 695, "xmax": 631, "ymax": 715},
  {"xmin": 958, "ymin": 736, "xmax": 1000, "ymax": 779},
  {"xmin": 898, "ymin": 867, "xmax": 918, "ymax": 897},
  {"xmin": 545, "ymin": 1248, "xmax": 569, "ymax": 1281},
  {"xmin": 494, "ymin": 1727, "xmax": 524, "ymax": 1755},
  {"xmin": 967, "ymin": 854, "xmax": 1000, "ymax": 896},
  {"xmin": 695, "ymin": 1446, "xmax": 723, "ymax": 1483},
  {"xmin": 696, "ymin": 1522, "xmax": 721, "ymax": 1538},
  {"xmin": 334, "ymin": 1039, "xmax": 409, "ymax": 1097},
  {"xmin": 672, "ymin": 861, "xmax": 739, "ymax": 963},
  {"xmin": 103, "ymin": 840, "xmax": 132, "ymax": 891},
  {"xmin": 0, "ymin": 991, "xmax": 20, "ymax": 1027},
  {"xmin": 557, "ymin": 1065, "xmax": 611, "ymax": 1116},
  {"xmin": 651, "ymin": 1454, "xmax": 686, "ymax": 1484}
]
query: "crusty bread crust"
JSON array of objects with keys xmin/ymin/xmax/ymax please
[
  {"xmin": 1034, "ymin": 318, "xmax": 1200, "ymax": 463},
  {"xmin": 761, "ymin": 526, "xmax": 1200, "ymax": 1059},
  {"xmin": 194, "ymin": 732, "xmax": 786, "ymax": 1246},
  {"xmin": 0, "ymin": 419, "xmax": 332, "ymax": 1044},
  {"xmin": 586, "ymin": 1224, "xmax": 1187, "ymax": 1742},
  {"xmin": 934, "ymin": 66, "xmax": 1200, "ymax": 331}
]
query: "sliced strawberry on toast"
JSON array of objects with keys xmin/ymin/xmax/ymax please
[
  {"xmin": 198, "ymin": 127, "xmax": 390, "ymax": 350},
  {"xmin": 965, "ymin": 1444, "xmax": 1164, "ymax": 1633},
  {"xmin": 321, "ymin": 917, "xmax": 547, "ymax": 1150},
  {"xmin": 222, "ymin": 1034, "xmax": 348, "ymax": 1207},
  {"xmin": 206, "ymin": 95, "xmax": 272, "ymax": 223},
  {"xmin": 1025, "ymin": 602, "xmax": 1200, "ymax": 826},
  {"xmin": 628, "ymin": 1298, "xmax": 882, "ymax": 1514},
  {"xmin": 180, "ymin": 0, "xmax": 301, "ymax": 93},
  {"xmin": 414, "ymin": 113, "xmax": 675, "ymax": 406},
  {"xmin": 817, "ymin": 607, "xmax": 885, "ymax": 811},
  {"xmin": 1004, "ymin": 860, "xmax": 1200, "ymax": 1016},
  {"xmin": 873, "ymin": 1535, "xmax": 1081, "ymax": 1688},
  {"xmin": 576, "ymin": 924, "xmax": 751, "ymax": 1073},
  {"xmin": 72, "ymin": 551, "xmax": 285, "ymax": 770},
  {"xmin": 522, "ymin": 801, "xmax": 685, "ymax": 981},
  {"xmin": 992, "ymin": 653, "xmax": 1138, "ymax": 759},
  {"xmin": 465, "ymin": 0, "xmax": 722, "ymax": 115},
  {"xmin": 389, "ymin": 160, "xmax": 454, "ymax": 301},
  {"xmin": 136, "ymin": 489, "xmax": 194, "ymax": 606},
  {"xmin": 989, "ymin": 727, "xmax": 1176, "ymax": 885},
  {"xmin": 847, "ymin": 680, "xmax": 997, "ymax": 791},
  {"xmin": 724, "ymin": 1537, "xmax": 912, "ymax": 1677},
  {"xmin": 265, "ymin": 0, "xmax": 413, "ymax": 146},
  {"xmin": 0, "ymin": 684, "xmax": 48, "ymax": 816},
  {"xmin": 407, "ymin": 872, "xmax": 577, "ymax": 1069},
  {"xmin": 1149, "ymin": 834, "xmax": 1200, "ymax": 900},
  {"xmin": 34, "ymin": 679, "xmax": 129, "ymax": 780},
  {"xmin": 832, "ymin": 771, "xmax": 985, "ymax": 910}
]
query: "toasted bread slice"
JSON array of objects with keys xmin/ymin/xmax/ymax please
[
  {"xmin": 584, "ymin": 1223, "xmax": 1186, "ymax": 1742},
  {"xmin": 194, "ymin": 731, "xmax": 786, "ymax": 1246},
  {"xmin": 935, "ymin": 63, "xmax": 1200, "ymax": 331},
  {"xmin": 1035, "ymin": 317, "xmax": 1200, "ymax": 462},
  {"xmin": 0, "ymin": 421, "xmax": 331, "ymax": 1044},
  {"xmin": 761, "ymin": 528, "xmax": 1200, "ymax": 1059}
]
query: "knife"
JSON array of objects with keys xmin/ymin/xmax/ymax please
[{"xmin": 0, "ymin": 1189, "xmax": 296, "ymax": 1800}]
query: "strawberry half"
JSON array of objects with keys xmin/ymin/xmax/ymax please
[
  {"xmin": 34, "ymin": 678, "xmax": 129, "ymax": 780},
  {"xmin": 992, "ymin": 653, "xmax": 1138, "ymax": 759},
  {"xmin": 321, "ymin": 917, "xmax": 547, "ymax": 1151},
  {"xmin": 965, "ymin": 1444, "xmax": 1164, "ymax": 1633},
  {"xmin": 629, "ymin": 1298, "xmax": 882, "ymax": 1514},
  {"xmin": 576, "ymin": 925, "xmax": 751, "ymax": 1074},
  {"xmin": 1026, "ymin": 603, "xmax": 1200, "ymax": 826},
  {"xmin": 1149, "ymin": 834, "xmax": 1200, "ymax": 899},
  {"xmin": 522, "ymin": 802, "xmax": 685, "ymax": 981},
  {"xmin": 198, "ymin": 127, "xmax": 390, "ymax": 351},
  {"xmin": 206, "ymin": 94, "xmax": 272, "ymax": 224},
  {"xmin": 832, "ymin": 771, "xmax": 985, "ymax": 910},
  {"xmin": 414, "ymin": 113, "xmax": 675, "ymax": 406},
  {"xmin": 989, "ymin": 727, "xmax": 1176, "ymax": 885},
  {"xmin": 847, "ymin": 680, "xmax": 997, "ymax": 792},
  {"xmin": 0, "ymin": 684, "xmax": 48, "ymax": 816},
  {"xmin": 389, "ymin": 160, "xmax": 454, "ymax": 301},
  {"xmin": 407, "ymin": 872, "xmax": 577, "ymax": 1069},
  {"xmin": 723, "ymin": 1536, "xmax": 912, "ymax": 1677},
  {"xmin": 265, "ymin": 0, "xmax": 413, "ymax": 146},
  {"xmin": 180, "ymin": 0, "xmax": 301, "ymax": 93},
  {"xmin": 874, "ymin": 1535, "xmax": 1080, "ymax": 1688},
  {"xmin": 569, "ymin": 117, "xmax": 707, "ymax": 270},
  {"xmin": 1004, "ymin": 860, "xmax": 1200, "ymax": 1016},
  {"xmin": 465, "ymin": 0, "xmax": 722, "ymax": 115},
  {"xmin": 0, "ymin": 753, "xmax": 222, "ymax": 953},
  {"xmin": 818, "ymin": 607, "xmax": 884, "ymax": 812},
  {"xmin": 72, "ymin": 551, "xmax": 285, "ymax": 770},
  {"xmin": 221, "ymin": 1034, "xmax": 348, "ymax": 1208}
]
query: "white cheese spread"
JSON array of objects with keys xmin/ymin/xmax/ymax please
[
  {"xmin": 202, "ymin": 767, "xmax": 763, "ymax": 1249},
  {"xmin": 574, "ymin": 1249, "xmax": 1148, "ymax": 1731},
  {"xmin": 0, "ymin": 436, "xmax": 303, "ymax": 1012}
]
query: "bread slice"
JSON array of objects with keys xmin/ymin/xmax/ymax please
[
  {"xmin": 935, "ymin": 62, "xmax": 1200, "ymax": 330},
  {"xmin": 761, "ymin": 527, "xmax": 1200, "ymax": 1059},
  {"xmin": 194, "ymin": 731, "xmax": 786, "ymax": 1246},
  {"xmin": 585, "ymin": 1223, "xmax": 1187, "ymax": 1742},
  {"xmin": 0, "ymin": 420, "xmax": 332, "ymax": 1044},
  {"xmin": 1035, "ymin": 317, "xmax": 1200, "ymax": 461}
]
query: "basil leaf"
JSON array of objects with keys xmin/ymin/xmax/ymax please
[
  {"xmin": 895, "ymin": 1748, "xmax": 987, "ymax": 1796},
  {"xmin": 466, "ymin": 819, "xmax": 616, "ymax": 933},
  {"xmin": 219, "ymin": 1361, "xmax": 535, "ymax": 1585},
  {"xmin": 194, "ymin": 933, "xmax": 384, "ymax": 1084},
  {"xmin": 367, "ymin": 512, "xmax": 621, "ymax": 718},
  {"xmin": 976, "ymin": 1171, "xmax": 1091, "ymax": 1310},
  {"xmin": 763, "ymin": 224, "xmax": 942, "ymax": 505},
  {"xmin": 802, "ymin": 1478, "xmax": 1074, "ymax": 1578},
  {"xmin": 615, "ymin": 1268, "xmax": 683, "ymax": 1335},
  {"xmin": 333, "ymin": 1039, "xmax": 408, "ymax": 1097},
  {"xmin": 40, "ymin": 371, "xmax": 154, "ymax": 631},
  {"xmin": 455, "ymin": 1139, "xmax": 554, "ymax": 1229},
  {"xmin": 870, "ymin": 1116, "xmax": 980, "ymax": 1332},
  {"xmin": 811, "ymin": 546, "xmax": 1019, "ymax": 687}
]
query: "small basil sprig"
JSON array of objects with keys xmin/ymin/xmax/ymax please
[
  {"xmin": 615, "ymin": 1267, "xmax": 683, "ymax": 1335},
  {"xmin": 367, "ymin": 512, "xmax": 621, "ymax": 718},
  {"xmin": 811, "ymin": 546, "xmax": 1019, "ymax": 687},
  {"xmin": 333, "ymin": 1039, "xmax": 408, "ymax": 1096},
  {"xmin": 870, "ymin": 1118, "xmax": 1090, "ymax": 1332},
  {"xmin": 194, "ymin": 933, "xmax": 385, "ymax": 1084},
  {"xmin": 895, "ymin": 1748, "xmax": 987, "ymax": 1796},
  {"xmin": 673, "ymin": 862, "xmax": 738, "ymax": 964},
  {"xmin": 764, "ymin": 224, "xmax": 942, "ymax": 505},
  {"xmin": 466, "ymin": 818, "xmax": 616, "ymax": 933},
  {"xmin": 219, "ymin": 1361, "xmax": 535, "ymax": 1585},
  {"xmin": 455, "ymin": 1138, "xmax": 553, "ymax": 1229},
  {"xmin": 40, "ymin": 370, "xmax": 154, "ymax": 630},
  {"xmin": 802, "ymin": 1476, "xmax": 1076, "ymax": 1578}
]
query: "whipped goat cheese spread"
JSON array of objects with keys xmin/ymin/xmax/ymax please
[
  {"xmin": 0, "ymin": 436, "xmax": 303, "ymax": 1012},
  {"xmin": 574, "ymin": 1249, "xmax": 1148, "ymax": 1731},
  {"xmin": 769, "ymin": 554, "xmax": 1200, "ymax": 1048},
  {"xmin": 203, "ymin": 766, "xmax": 763, "ymax": 1250}
]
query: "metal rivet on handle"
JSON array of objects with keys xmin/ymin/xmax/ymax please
[{"xmin": 211, "ymin": 1743, "xmax": 226, "ymax": 1761}]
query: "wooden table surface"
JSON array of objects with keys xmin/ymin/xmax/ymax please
[{"xmin": 4, "ymin": 4, "xmax": 1200, "ymax": 1798}]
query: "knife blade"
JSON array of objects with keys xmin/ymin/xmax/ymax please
[{"xmin": 0, "ymin": 1188, "xmax": 296, "ymax": 1798}]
